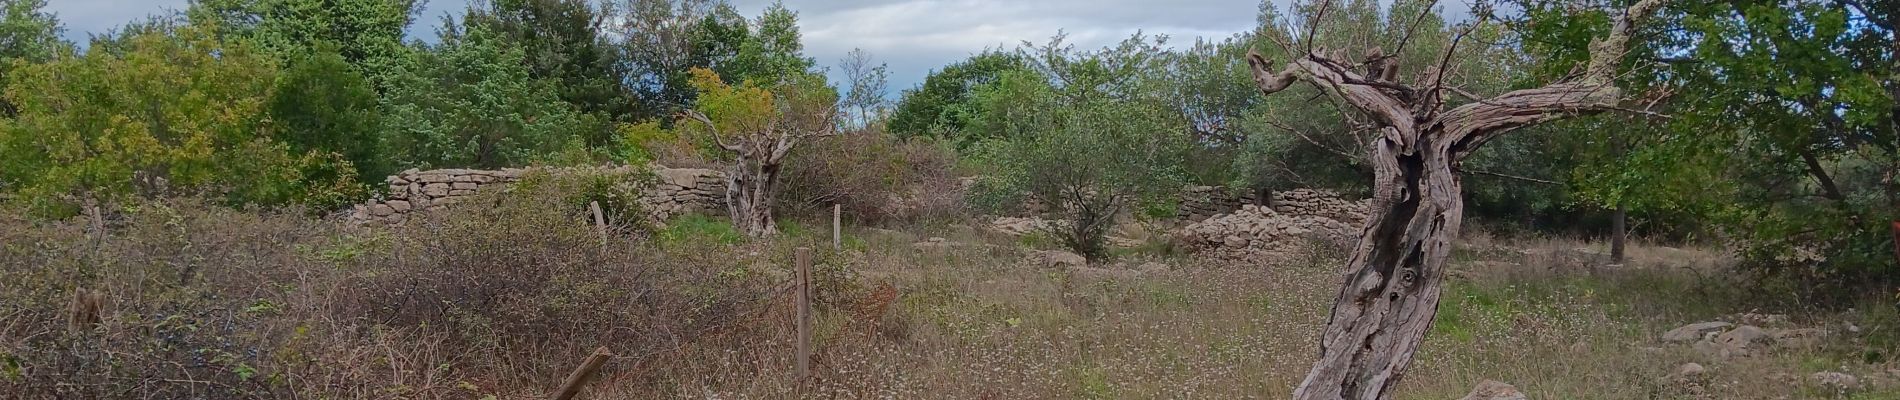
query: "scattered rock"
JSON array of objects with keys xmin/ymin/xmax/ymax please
[
  {"xmin": 1459, "ymin": 380, "xmax": 1527, "ymax": 400},
  {"xmin": 1714, "ymin": 325, "xmax": 1772, "ymax": 350},
  {"xmin": 1034, "ymin": 250, "xmax": 1087, "ymax": 268},
  {"xmin": 1737, "ymin": 312, "xmax": 1791, "ymax": 326},
  {"xmin": 1662, "ymin": 362, "xmax": 1707, "ymax": 385},
  {"xmin": 990, "ymin": 216, "xmax": 1047, "ymax": 236},
  {"xmin": 1812, "ymin": 372, "xmax": 1861, "ymax": 391},
  {"xmin": 1662, "ymin": 321, "xmax": 1733, "ymax": 343},
  {"xmin": 1771, "ymin": 328, "xmax": 1825, "ymax": 348}
]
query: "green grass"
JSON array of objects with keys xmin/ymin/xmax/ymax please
[{"xmin": 658, "ymin": 214, "xmax": 743, "ymax": 245}]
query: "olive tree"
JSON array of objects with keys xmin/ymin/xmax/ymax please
[
  {"xmin": 672, "ymin": 67, "xmax": 837, "ymax": 237},
  {"xmin": 1242, "ymin": 0, "xmax": 1672, "ymax": 397}
]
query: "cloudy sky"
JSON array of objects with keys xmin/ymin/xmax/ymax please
[{"xmin": 42, "ymin": 0, "xmax": 1427, "ymax": 91}]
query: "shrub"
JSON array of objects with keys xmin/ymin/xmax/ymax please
[
  {"xmin": 778, "ymin": 131, "xmax": 966, "ymax": 225},
  {"xmin": 0, "ymin": 182, "xmax": 791, "ymax": 398}
]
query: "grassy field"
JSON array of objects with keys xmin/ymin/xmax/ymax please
[{"xmin": 5, "ymin": 194, "xmax": 1899, "ymax": 398}]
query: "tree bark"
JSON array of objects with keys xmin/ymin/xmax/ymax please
[
  {"xmin": 1245, "ymin": 1, "xmax": 1668, "ymax": 398},
  {"xmin": 1292, "ymin": 130, "xmax": 1464, "ymax": 399},
  {"xmin": 726, "ymin": 156, "xmax": 781, "ymax": 237}
]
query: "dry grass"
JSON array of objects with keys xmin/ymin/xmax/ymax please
[{"xmin": 6, "ymin": 193, "xmax": 1900, "ymax": 398}]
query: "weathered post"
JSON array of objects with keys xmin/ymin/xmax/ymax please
[
  {"xmin": 588, "ymin": 201, "xmax": 607, "ymax": 242},
  {"xmin": 832, "ymin": 203, "xmax": 842, "ymax": 250},
  {"xmin": 795, "ymin": 247, "xmax": 813, "ymax": 380},
  {"xmin": 550, "ymin": 346, "xmax": 613, "ymax": 400}
]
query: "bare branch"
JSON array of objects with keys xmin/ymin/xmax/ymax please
[
  {"xmin": 1246, "ymin": 49, "xmax": 1301, "ymax": 95},
  {"xmin": 1461, "ymin": 168, "xmax": 1561, "ymax": 185},
  {"xmin": 1264, "ymin": 119, "xmax": 1360, "ymax": 161},
  {"xmin": 1385, "ymin": 0, "xmax": 1441, "ymax": 65},
  {"xmin": 1584, "ymin": 0, "xmax": 1669, "ymax": 82},
  {"xmin": 679, "ymin": 110, "xmax": 743, "ymax": 153}
]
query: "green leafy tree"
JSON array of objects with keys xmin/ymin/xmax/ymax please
[
  {"xmin": 887, "ymin": 51, "xmax": 1028, "ymax": 145},
  {"xmin": 0, "ymin": 0, "xmax": 70, "ymax": 116},
  {"xmin": 616, "ymin": 0, "xmax": 814, "ymax": 122},
  {"xmin": 187, "ymin": 0, "xmax": 420, "ymax": 85},
  {"xmin": 1519, "ymin": 0, "xmax": 1897, "ymax": 292},
  {"xmin": 973, "ymin": 35, "xmax": 1189, "ymax": 260},
  {"xmin": 270, "ymin": 43, "xmax": 389, "ymax": 180},
  {"xmin": 379, "ymin": 20, "xmax": 598, "ymax": 169},
  {"xmin": 464, "ymin": 0, "xmax": 633, "ymax": 145},
  {"xmin": 0, "ymin": 24, "xmax": 361, "ymax": 216}
]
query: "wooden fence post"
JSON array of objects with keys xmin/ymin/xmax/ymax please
[
  {"xmin": 588, "ymin": 201, "xmax": 607, "ymax": 242},
  {"xmin": 795, "ymin": 247, "xmax": 813, "ymax": 380},
  {"xmin": 550, "ymin": 346, "xmax": 613, "ymax": 400},
  {"xmin": 832, "ymin": 204, "xmax": 841, "ymax": 250}
]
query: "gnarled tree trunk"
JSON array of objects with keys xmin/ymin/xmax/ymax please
[
  {"xmin": 682, "ymin": 108, "xmax": 834, "ymax": 238},
  {"xmin": 1245, "ymin": 1, "xmax": 1669, "ymax": 398},
  {"xmin": 726, "ymin": 156, "xmax": 782, "ymax": 237}
]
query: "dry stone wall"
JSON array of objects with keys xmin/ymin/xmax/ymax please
[
  {"xmin": 1175, "ymin": 188, "xmax": 1371, "ymax": 260},
  {"xmin": 346, "ymin": 165, "xmax": 726, "ymax": 226}
]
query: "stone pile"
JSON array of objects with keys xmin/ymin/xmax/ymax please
[
  {"xmin": 346, "ymin": 165, "xmax": 727, "ymax": 226},
  {"xmin": 1174, "ymin": 189, "xmax": 1369, "ymax": 260},
  {"xmin": 1660, "ymin": 316, "xmax": 1832, "ymax": 359}
]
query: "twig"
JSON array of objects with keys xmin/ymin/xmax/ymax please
[{"xmin": 1463, "ymin": 168, "xmax": 1561, "ymax": 185}]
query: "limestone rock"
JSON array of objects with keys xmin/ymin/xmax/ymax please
[
  {"xmin": 1773, "ymin": 328, "xmax": 1825, "ymax": 348},
  {"xmin": 1812, "ymin": 372, "xmax": 1861, "ymax": 391},
  {"xmin": 1714, "ymin": 325, "xmax": 1772, "ymax": 350},
  {"xmin": 1665, "ymin": 362, "xmax": 1706, "ymax": 384},
  {"xmin": 1662, "ymin": 321, "xmax": 1734, "ymax": 343},
  {"xmin": 1459, "ymin": 380, "xmax": 1527, "ymax": 400},
  {"xmin": 1035, "ymin": 250, "xmax": 1087, "ymax": 268},
  {"xmin": 344, "ymin": 164, "xmax": 729, "ymax": 227}
]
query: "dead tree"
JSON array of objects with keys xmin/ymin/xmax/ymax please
[
  {"xmin": 1245, "ymin": 1, "xmax": 1670, "ymax": 398},
  {"xmin": 681, "ymin": 89, "xmax": 837, "ymax": 238}
]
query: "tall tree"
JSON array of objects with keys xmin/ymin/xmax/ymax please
[
  {"xmin": 973, "ymin": 34, "xmax": 1189, "ymax": 260},
  {"xmin": 1242, "ymin": 0, "xmax": 1672, "ymax": 397},
  {"xmin": 464, "ymin": 0, "xmax": 633, "ymax": 145},
  {"xmin": 379, "ymin": 20, "xmax": 597, "ymax": 169},
  {"xmin": 887, "ymin": 51, "xmax": 1029, "ymax": 145},
  {"xmin": 1528, "ymin": 0, "xmax": 1897, "ymax": 290},
  {"xmin": 0, "ymin": 0, "xmax": 69, "ymax": 116},
  {"xmin": 187, "ymin": 0, "xmax": 419, "ymax": 85},
  {"xmin": 270, "ymin": 43, "xmax": 389, "ymax": 180},
  {"xmin": 0, "ymin": 23, "xmax": 361, "ymax": 216},
  {"xmin": 838, "ymin": 48, "xmax": 892, "ymax": 130}
]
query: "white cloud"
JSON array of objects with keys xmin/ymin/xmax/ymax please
[{"xmin": 44, "ymin": 0, "xmax": 1470, "ymax": 93}]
